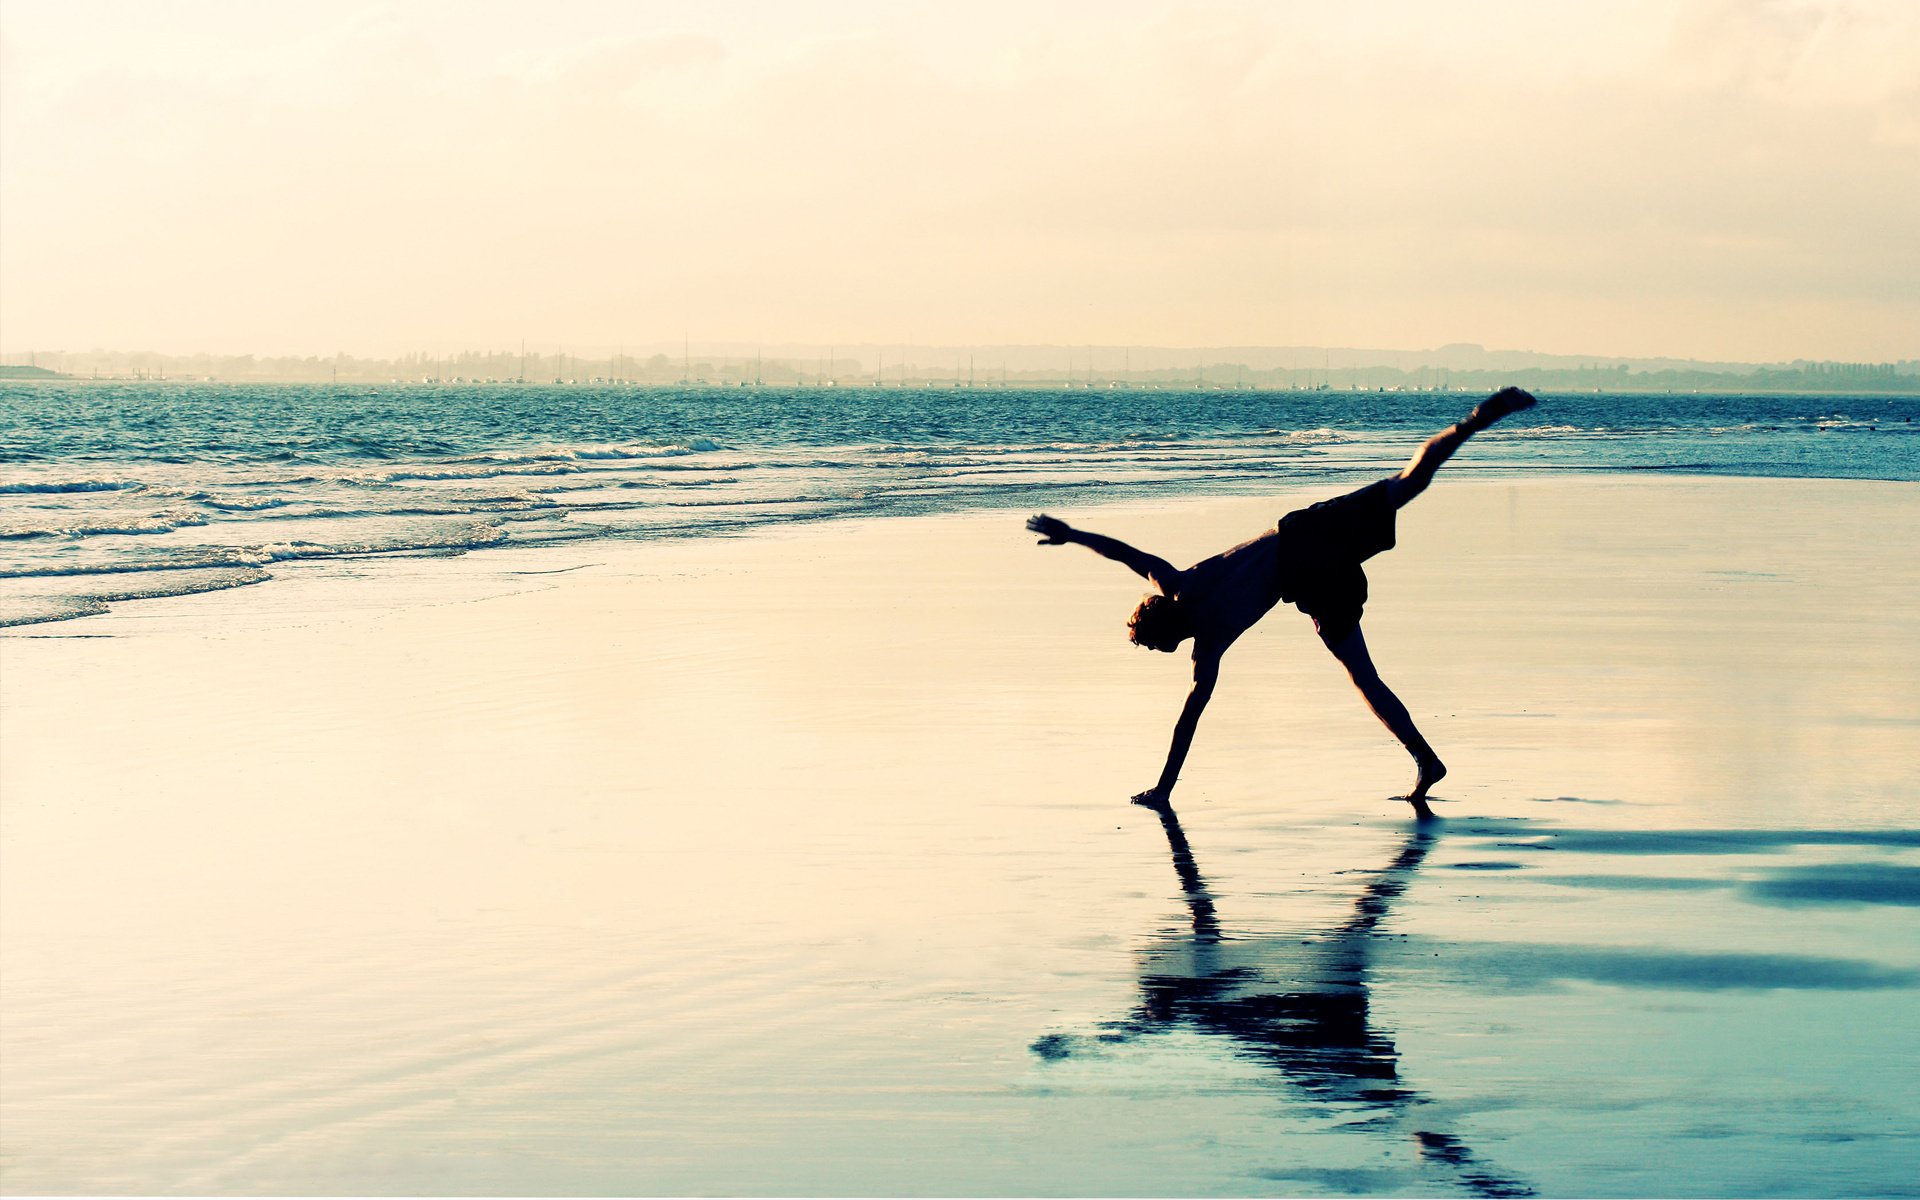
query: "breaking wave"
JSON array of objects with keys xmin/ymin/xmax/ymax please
[{"xmin": 2, "ymin": 381, "xmax": 1914, "ymax": 627}]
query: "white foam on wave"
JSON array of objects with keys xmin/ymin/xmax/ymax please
[
  {"xmin": 370, "ymin": 463, "xmax": 582, "ymax": 483},
  {"xmin": 225, "ymin": 519, "xmax": 512, "ymax": 566},
  {"xmin": 201, "ymin": 494, "xmax": 293, "ymax": 511},
  {"xmin": 1280, "ymin": 427, "xmax": 1351, "ymax": 444},
  {"xmin": 0, "ymin": 505, "xmax": 211, "ymax": 539},
  {"xmin": 571, "ymin": 438, "xmax": 723, "ymax": 459},
  {"xmin": 235, "ymin": 491, "xmax": 555, "ymax": 522},
  {"xmin": 0, "ymin": 565, "xmax": 272, "ymax": 627},
  {"xmin": 0, "ymin": 518, "xmax": 509, "ymax": 580},
  {"xmin": 455, "ymin": 440, "xmax": 726, "ymax": 467},
  {"xmin": 0, "ymin": 479, "xmax": 137, "ymax": 494},
  {"xmin": 1812, "ymin": 418, "xmax": 1901, "ymax": 433}
]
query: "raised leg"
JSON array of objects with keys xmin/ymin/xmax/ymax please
[
  {"xmin": 1385, "ymin": 387, "xmax": 1536, "ymax": 508},
  {"xmin": 1326, "ymin": 625, "xmax": 1445, "ymax": 818}
]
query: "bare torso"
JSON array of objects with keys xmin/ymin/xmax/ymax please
[{"xmin": 1171, "ymin": 528, "xmax": 1283, "ymax": 653}]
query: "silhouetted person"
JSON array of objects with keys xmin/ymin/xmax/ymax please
[{"xmin": 1028, "ymin": 387, "xmax": 1536, "ymax": 816}]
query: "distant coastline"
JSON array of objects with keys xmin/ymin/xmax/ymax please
[{"xmin": 3, "ymin": 343, "xmax": 1916, "ymax": 395}]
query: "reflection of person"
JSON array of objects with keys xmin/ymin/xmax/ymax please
[
  {"xmin": 1033, "ymin": 808, "xmax": 1535, "ymax": 1199},
  {"xmin": 1028, "ymin": 387, "xmax": 1536, "ymax": 816},
  {"xmin": 1070, "ymin": 808, "xmax": 1438, "ymax": 1108}
]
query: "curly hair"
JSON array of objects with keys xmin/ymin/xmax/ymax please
[{"xmin": 1127, "ymin": 592, "xmax": 1189, "ymax": 652}]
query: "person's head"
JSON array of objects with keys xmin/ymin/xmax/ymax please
[{"xmin": 1127, "ymin": 592, "xmax": 1190, "ymax": 653}]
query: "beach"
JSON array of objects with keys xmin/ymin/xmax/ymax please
[{"xmin": 2, "ymin": 473, "xmax": 1918, "ymax": 1196}]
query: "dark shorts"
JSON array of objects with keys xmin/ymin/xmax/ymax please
[{"xmin": 1276, "ymin": 478, "xmax": 1398, "ymax": 647}]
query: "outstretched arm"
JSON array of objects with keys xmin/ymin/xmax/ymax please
[
  {"xmin": 1132, "ymin": 651, "xmax": 1220, "ymax": 806},
  {"xmin": 1027, "ymin": 514, "xmax": 1181, "ymax": 591}
]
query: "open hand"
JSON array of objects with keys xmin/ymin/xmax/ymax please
[{"xmin": 1026, "ymin": 514, "xmax": 1073, "ymax": 545}]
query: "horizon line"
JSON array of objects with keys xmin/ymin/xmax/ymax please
[{"xmin": 6, "ymin": 341, "xmax": 1917, "ymax": 371}]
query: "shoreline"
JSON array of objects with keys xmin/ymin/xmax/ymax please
[
  {"xmin": 3, "ymin": 473, "xmax": 1918, "ymax": 1194},
  {"xmin": 7, "ymin": 381, "xmax": 1919, "ymax": 633},
  {"xmin": 4, "ymin": 468, "xmax": 1914, "ymax": 640}
]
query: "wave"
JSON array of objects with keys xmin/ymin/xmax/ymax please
[
  {"xmin": 1277, "ymin": 427, "xmax": 1353, "ymax": 444},
  {"xmin": 235, "ymin": 494, "xmax": 555, "ymax": 520},
  {"xmin": 369, "ymin": 463, "xmax": 584, "ymax": 483},
  {"xmin": 0, "ymin": 506, "xmax": 211, "ymax": 539},
  {"xmin": 1811, "ymin": 418, "xmax": 1905, "ymax": 432},
  {"xmin": 0, "ymin": 479, "xmax": 136, "ymax": 494},
  {"xmin": 0, "ymin": 519, "xmax": 509, "ymax": 579},
  {"xmin": 570, "ymin": 438, "xmax": 723, "ymax": 459},
  {"xmin": 0, "ymin": 565, "xmax": 271, "ymax": 627},
  {"xmin": 449, "ymin": 440, "xmax": 727, "ymax": 468},
  {"xmin": 6, "ymin": 388, "xmax": 1916, "ymax": 632},
  {"xmin": 222, "ymin": 521, "xmax": 513, "ymax": 566},
  {"xmin": 202, "ymin": 495, "xmax": 294, "ymax": 511}
]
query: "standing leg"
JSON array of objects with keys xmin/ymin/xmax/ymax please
[
  {"xmin": 1384, "ymin": 387, "xmax": 1536, "ymax": 508},
  {"xmin": 1326, "ymin": 625, "xmax": 1445, "ymax": 818}
]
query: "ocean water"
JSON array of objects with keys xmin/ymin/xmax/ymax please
[{"xmin": 3, "ymin": 383, "xmax": 1915, "ymax": 627}]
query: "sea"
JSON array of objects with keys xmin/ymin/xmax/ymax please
[{"xmin": 3, "ymin": 382, "xmax": 1915, "ymax": 627}]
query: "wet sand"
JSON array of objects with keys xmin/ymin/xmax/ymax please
[{"xmin": 3, "ymin": 475, "xmax": 1918, "ymax": 1196}]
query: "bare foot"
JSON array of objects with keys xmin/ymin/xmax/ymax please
[
  {"xmin": 1469, "ymin": 387, "xmax": 1536, "ymax": 428},
  {"xmin": 1402, "ymin": 756, "xmax": 1446, "ymax": 818},
  {"xmin": 1131, "ymin": 787, "xmax": 1172, "ymax": 810}
]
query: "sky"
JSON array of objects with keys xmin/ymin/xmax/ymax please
[{"xmin": 2, "ymin": 0, "xmax": 1916, "ymax": 362}]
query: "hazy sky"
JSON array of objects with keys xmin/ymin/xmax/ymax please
[{"xmin": 3, "ymin": 0, "xmax": 1916, "ymax": 361}]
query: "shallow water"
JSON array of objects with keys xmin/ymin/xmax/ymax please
[
  {"xmin": 3, "ymin": 478, "xmax": 1917, "ymax": 1194},
  {"xmin": 4, "ymin": 383, "xmax": 1916, "ymax": 626},
  {"xmin": 6, "ymin": 771, "xmax": 1915, "ymax": 1195}
]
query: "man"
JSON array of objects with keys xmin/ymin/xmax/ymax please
[{"xmin": 1027, "ymin": 387, "xmax": 1536, "ymax": 818}]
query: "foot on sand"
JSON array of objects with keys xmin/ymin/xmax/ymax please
[
  {"xmin": 1469, "ymin": 387, "xmax": 1537, "ymax": 429},
  {"xmin": 1402, "ymin": 756, "xmax": 1447, "ymax": 819}
]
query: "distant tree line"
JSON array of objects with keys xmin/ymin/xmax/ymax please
[{"xmin": 4, "ymin": 350, "xmax": 1916, "ymax": 394}]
